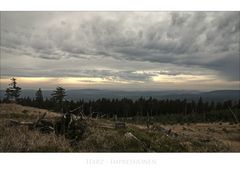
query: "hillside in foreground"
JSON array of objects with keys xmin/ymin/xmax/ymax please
[{"xmin": 0, "ymin": 103, "xmax": 240, "ymax": 152}]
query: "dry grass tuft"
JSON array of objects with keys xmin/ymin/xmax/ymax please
[
  {"xmin": 0, "ymin": 103, "xmax": 60, "ymax": 118},
  {"xmin": 0, "ymin": 122, "xmax": 73, "ymax": 152}
]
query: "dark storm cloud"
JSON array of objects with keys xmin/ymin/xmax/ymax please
[
  {"xmin": 1, "ymin": 12, "xmax": 239, "ymax": 83},
  {"xmin": 205, "ymin": 53, "xmax": 240, "ymax": 81}
]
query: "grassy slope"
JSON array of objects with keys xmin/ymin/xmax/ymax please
[{"xmin": 0, "ymin": 103, "xmax": 239, "ymax": 152}]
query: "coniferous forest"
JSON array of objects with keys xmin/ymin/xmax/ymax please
[{"xmin": 2, "ymin": 88, "xmax": 239, "ymax": 124}]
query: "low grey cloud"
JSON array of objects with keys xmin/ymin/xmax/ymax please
[{"xmin": 0, "ymin": 12, "xmax": 239, "ymax": 89}]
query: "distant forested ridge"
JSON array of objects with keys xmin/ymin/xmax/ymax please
[{"xmin": 0, "ymin": 89, "xmax": 239, "ymax": 102}]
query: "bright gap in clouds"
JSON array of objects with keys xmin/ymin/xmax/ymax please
[{"xmin": 0, "ymin": 75, "xmax": 238, "ymax": 91}]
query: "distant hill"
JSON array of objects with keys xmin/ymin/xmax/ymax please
[{"xmin": 0, "ymin": 89, "xmax": 239, "ymax": 102}]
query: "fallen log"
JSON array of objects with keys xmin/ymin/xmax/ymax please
[
  {"xmin": 151, "ymin": 125, "xmax": 172, "ymax": 134},
  {"xmin": 39, "ymin": 126, "xmax": 55, "ymax": 133},
  {"xmin": 9, "ymin": 119, "xmax": 34, "ymax": 126},
  {"xmin": 8, "ymin": 112, "xmax": 54, "ymax": 133},
  {"xmin": 34, "ymin": 112, "xmax": 47, "ymax": 128},
  {"xmin": 99, "ymin": 123, "xmax": 114, "ymax": 129},
  {"xmin": 124, "ymin": 132, "xmax": 152, "ymax": 152},
  {"xmin": 125, "ymin": 132, "xmax": 141, "ymax": 142},
  {"xmin": 7, "ymin": 109, "xmax": 89, "ymax": 142}
]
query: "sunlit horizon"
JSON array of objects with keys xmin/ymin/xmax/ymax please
[{"xmin": 0, "ymin": 76, "xmax": 239, "ymax": 91}]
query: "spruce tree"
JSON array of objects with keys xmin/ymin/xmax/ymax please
[
  {"xmin": 35, "ymin": 88, "xmax": 44, "ymax": 107},
  {"xmin": 51, "ymin": 86, "xmax": 66, "ymax": 112},
  {"xmin": 5, "ymin": 77, "xmax": 21, "ymax": 102}
]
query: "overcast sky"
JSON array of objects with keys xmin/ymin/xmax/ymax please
[{"xmin": 0, "ymin": 12, "xmax": 239, "ymax": 90}]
